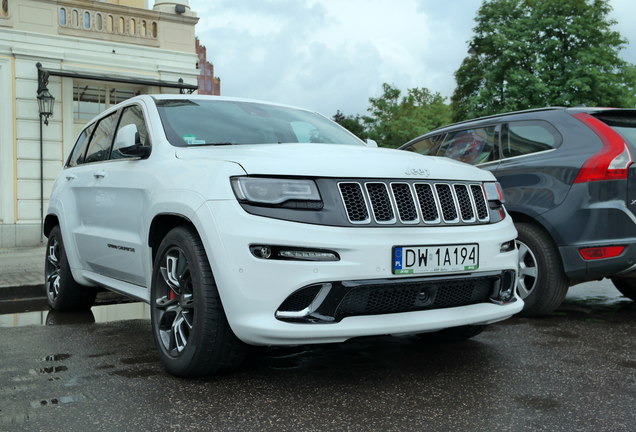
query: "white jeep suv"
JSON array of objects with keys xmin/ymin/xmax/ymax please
[{"xmin": 45, "ymin": 95, "xmax": 522, "ymax": 377}]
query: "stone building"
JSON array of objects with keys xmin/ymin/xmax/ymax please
[{"xmin": 0, "ymin": 0, "xmax": 201, "ymax": 247}]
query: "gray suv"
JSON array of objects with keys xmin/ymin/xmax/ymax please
[{"xmin": 401, "ymin": 107, "xmax": 636, "ymax": 315}]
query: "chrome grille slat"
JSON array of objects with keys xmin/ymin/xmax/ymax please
[
  {"xmin": 365, "ymin": 182, "xmax": 396, "ymax": 224},
  {"xmin": 435, "ymin": 184, "xmax": 459, "ymax": 223},
  {"xmin": 470, "ymin": 184, "xmax": 489, "ymax": 221},
  {"xmin": 454, "ymin": 184, "xmax": 476, "ymax": 222},
  {"xmin": 391, "ymin": 183, "xmax": 419, "ymax": 224},
  {"xmin": 338, "ymin": 182, "xmax": 370, "ymax": 224},
  {"xmin": 414, "ymin": 183, "xmax": 440, "ymax": 223},
  {"xmin": 338, "ymin": 180, "xmax": 490, "ymax": 226}
]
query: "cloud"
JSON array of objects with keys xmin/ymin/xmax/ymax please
[{"xmin": 189, "ymin": 0, "xmax": 636, "ymax": 117}]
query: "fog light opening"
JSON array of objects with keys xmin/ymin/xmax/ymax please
[
  {"xmin": 500, "ymin": 240, "xmax": 515, "ymax": 253},
  {"xmin": 579, "ymin": 246, "xmax": 625, "ymax": 261}
]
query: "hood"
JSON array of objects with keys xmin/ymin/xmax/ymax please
[{"xmin": 174, "ymin": 143, "xmax": 494, "ymax": 181}]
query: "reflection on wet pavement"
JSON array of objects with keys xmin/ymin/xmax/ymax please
[
  {"xmin": 0, "ymin": 294, "xmax": 149, "ymax": 328},
  {"xmin": 558, "ymin": 279, "xmax": 634, "ymax": 319}
]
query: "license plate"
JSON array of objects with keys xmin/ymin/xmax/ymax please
[{"xmin": 392, "ymin": 244, "xmax": 479, "ymax": 274}]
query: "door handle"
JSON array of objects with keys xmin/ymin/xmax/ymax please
[
  {"xmin": 94, "ymin": 170, "xmax": 106, "ymax": 179},
  {"xmin": 65, "ymin": 174, "xmax": 76, "ymax": 181}
]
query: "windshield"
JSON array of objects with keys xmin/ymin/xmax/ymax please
[{"xmin": 155, "ymin": 99, "xmax": 363, "ymax": 147}]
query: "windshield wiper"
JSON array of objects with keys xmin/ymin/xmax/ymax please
[{"xmin": 189, "ymin": 142, "xmax": 234, "ymax": 146}]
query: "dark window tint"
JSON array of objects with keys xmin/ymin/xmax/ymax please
[
  {"xmin": 66, "ymin": 124, "xmax": 94, "ymax": 168},
  {"xmin": 111, "ymin": 105, "xmax": 149, "ymax": 160},
  {"xmin": 440, "ymin": 126, "xmax": 497, "ymax": 165},
  {"xmin": 502, "ymin": 121, "xmax": 560, "ymax": 158},
  {"xmin": 404, "ymin": 134, "xmax": 445, "ymax": 156},
  {"xmin": 593, "ymin": 112, "xmax": 636, "ymax": 148},
  {"xmin": 84, "ymin": 112, "xmax": 117, "ymax": 164}
]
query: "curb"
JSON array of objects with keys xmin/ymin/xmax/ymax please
[{"xmin": 0, "ymin": 284, "xmax": 45, "ymax": 302}]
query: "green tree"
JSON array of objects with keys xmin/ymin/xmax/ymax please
[
  {"xmin": 332, "ymin": 110, "xmax": 366, "ymax": 139},
  {"xmin": 452, "ymin": 0, "xmax": 636, "ymax": 121},
  {"xmin": 363, "ymin": 83, "xmax": 452, "ymax": 148}
]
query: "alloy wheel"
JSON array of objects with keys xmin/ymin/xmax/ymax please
[
  {"xmin": 154, "ymin": 247, "xmax": 195, "ymax": 356},
  {"xmin": 46, "ymin": 238, "xmax": 61, "ymax": 302},
  {"xmin": 516, "ymin": 239, "xmax": 538, "ymax": 299}
]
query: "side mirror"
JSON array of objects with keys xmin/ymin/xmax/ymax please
[
  {"xmin": 365, "ymin": 138, "xmax": 378, "ymax": 148},
  {"xmin": 114, "ymin": 124, "xmax": 151, "ymax": 159},
  {"xmin": 119, "ymin": 143, "xmax": 151, "ymax": 159}
]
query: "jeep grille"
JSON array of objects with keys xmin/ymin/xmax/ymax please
[{"xmin": 338, "ymin": 181, "xmax": 490, "ymax": 226}]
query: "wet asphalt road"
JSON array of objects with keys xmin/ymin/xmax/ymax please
[{"xmin": 0, "ymin": 282, "xmax": 634, "ymax": 432}]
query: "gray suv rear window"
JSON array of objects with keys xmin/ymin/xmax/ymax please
[{"xmin": 593, "ymin": 113, "xmax": 636, "ymax": 148}]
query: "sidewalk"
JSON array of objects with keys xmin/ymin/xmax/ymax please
[{"xmin": 0, "ymin": 246, "xmax": 46, "ymax": 301}]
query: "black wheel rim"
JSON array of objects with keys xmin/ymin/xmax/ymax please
[
  {"xmin": 46, "ymin": 237, "xmax": 61, "ymax": 302},
  {"xmin": 154, "ymin": 247, "xmax": 194, "ymax": 357},
  {"xmin": 516, "ymin": 239, "xmax": 538, "ymax": 299}
]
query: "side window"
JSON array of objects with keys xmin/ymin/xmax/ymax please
[
  {"xmin": 502, "ymin": 121, "xmax": 560, "ymax": 158},
  {"xmin": 440, "ymin": 126, "xmax": 497, "ymax": 165},
  {"xmin": 111, "ymin": 105, "xmax": 150, "ymax": 160},
  {"xmin": 405, "ymin": 134, "xmax": 445, "ymax": 156},
  {"xmin": 66, "ymin": 124, "xmax": 95, "ymax": 168},
  {"xmin": 84, "ymin": 112, "xmax": 118, "ymax": 164}
]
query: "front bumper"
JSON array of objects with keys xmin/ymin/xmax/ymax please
[{"xmin": 195, "ymin": 200, "xmax": 522, "ymax": 345}]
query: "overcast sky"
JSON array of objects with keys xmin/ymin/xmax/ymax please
[{"xmin": 188, "ymin": 0, "xmax": 636, "ymax": 117}]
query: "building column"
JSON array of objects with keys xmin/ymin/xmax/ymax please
[{"xmin": 0, "ymin": 55, "xmax": 16, "ymax": 247}]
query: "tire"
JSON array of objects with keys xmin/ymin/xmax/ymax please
[
  {"xmin": 45, "ymin": 225, "xmax": 97, "ymax": 311},
  {"xmin": 150, "ymin": 226, "xmax": 247, "ymax": 377},
  {"xmin": 611, "ymin": 278, "xmax": 636, "ymax": 301},
  {"xmin": 515, "ymin": 222, "xmax": 569, "ymax": 316},
  {"xmin": 418, "ymin": 325, "xmax": 487, "ymax": 343}
]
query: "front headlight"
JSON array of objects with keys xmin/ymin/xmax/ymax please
[
  {"xmin": 231, "ymin": 177, "xmax": 322, "ymax": 208},
  {"xmin": 484, "ymin": 181, "xmax": 505, "ymax": 203}
]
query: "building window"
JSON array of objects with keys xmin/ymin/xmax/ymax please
[
  {"xmin": 109, "ymin": 87, "xmax": 139, "ymax": 106},
  {"xmin": 141, "ymin": 20, "xmax": 147, "ymax": 37},
  {"xmin": 118, "ymin": 16, "xmax": 125, "ymax": 34},
  {"xmin": 59, "ymin": 8, "xmax": 66, "ymax": 25},
  {"xmin": 1, "ymin": 0, "xmax": 8, "ymax": 18},
  {"xmin": 151, "ymin": 22, "xmax": 157, "ymax": 38},
  {"xmin": 129, "ymin": 18, "xmax": 136, "ymax": 36},
  {"xmin": 74, "ymin": 85, "xmax": 105, "ymax": 121},
  {"xmin": 83, "ymin": 11, "xmax": 90, "ymax": 30},
  {"xmin": 73, "ymin": 82, "xmax": 142, "ymax": 122},
  {"xmin": 72, "ymin": 9, "xmax": 78, "ymax": 27},
  {"xmin": 96, "ymin": 13, "xmax": 103, "ymax": 31},
  {"xmin": 107, "ymin": 15, "xmax": 113, "ymax": 33}
]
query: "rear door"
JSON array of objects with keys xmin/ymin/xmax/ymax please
[
  {"xmin": 494, "ymin": 120, "xmax": 565, "ymax": 214},
  {"xmin": 66, "ymin": 111, "xmax": 120, "ymax": 275}
]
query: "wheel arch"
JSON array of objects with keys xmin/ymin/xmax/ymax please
[
  {"xmin": 508, "ymin": 210, "xmax": 570, "ymax": 272},
  {"xmin": 148, "ymin": 213, "xmax": 196, "ymax": 263},
  {"xmin": 508, "ymin": 211, "xmax": 556, "ymax": 243},
  {"xmin": 43, "ymin": 214, "xmax": 60, "ymax": 238}
]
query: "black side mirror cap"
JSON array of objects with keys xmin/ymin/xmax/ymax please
[{"xmin": 118, "ymin": 144, "xmax": 151, "ymax": 159}]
